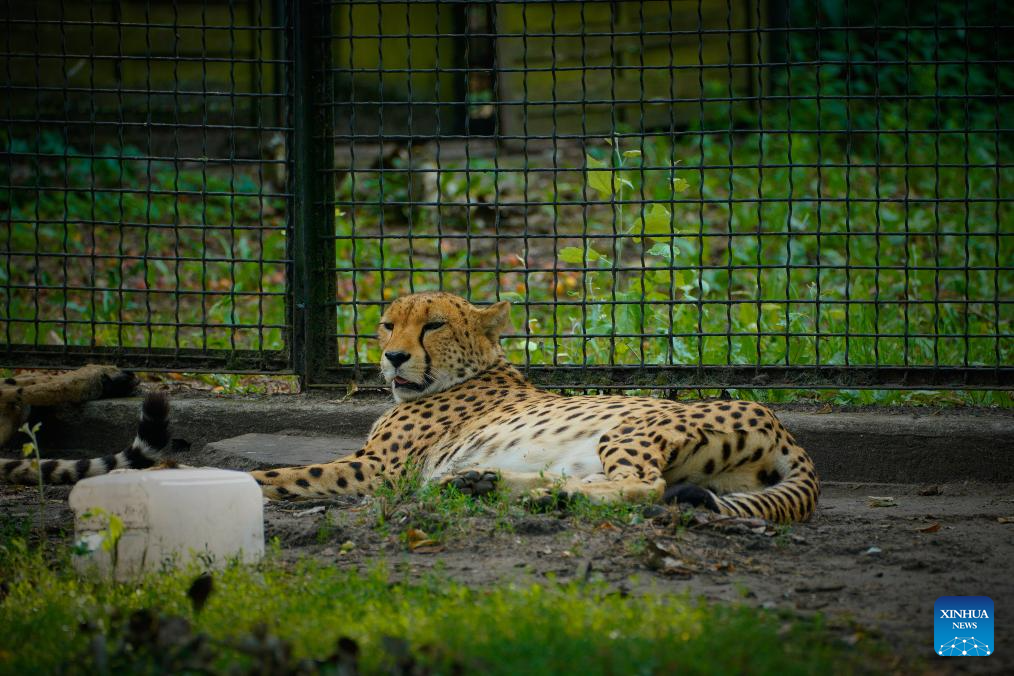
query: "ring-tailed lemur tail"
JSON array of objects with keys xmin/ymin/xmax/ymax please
[{"xmin": 1, "ymin": 391, "xmax": 172, "ymax": 485}]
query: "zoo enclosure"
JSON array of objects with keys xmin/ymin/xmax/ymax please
[{"xmin": 2, "ymin": 0, "xmax": 1011, "ymax": 392}]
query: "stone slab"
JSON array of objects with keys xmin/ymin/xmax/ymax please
[{"xmin": 201, "ymin": 433, "xmax": 361, "ymax": 471}]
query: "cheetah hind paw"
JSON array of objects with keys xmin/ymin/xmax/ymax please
[
  {"xmin": 99, "ymin": 368, "xmax": 139, "ymax": 398},
  {"xmin": 441, "ymin": 469, "xmax": 499, "ymax": 497},
  {"xmin": 663, "ymin": 483, "xmax": 720, "ymax": 513}
]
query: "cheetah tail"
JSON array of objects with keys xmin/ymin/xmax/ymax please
[
  {"xmin": 1, "ymin": 391, "xmax": 173, "ymax": 486},
  {"xmin": 711, "ymin": 445, "xmax": 821, "ymax": 523}
]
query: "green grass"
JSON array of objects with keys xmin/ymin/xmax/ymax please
[
  {"xmin": 369, "ymin": 463, "xmax": 516, "ymax": 540},
  {"xmin": 0, "ymin": 535, "xmax": 888, "ymax": 675},
  {"xmin": 363, "ymin": 463, "xmax": 653, "ymax": 545}
]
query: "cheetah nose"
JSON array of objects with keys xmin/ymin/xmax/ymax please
[{"xmin": 385, "ymin": 351, "xmax": 410, "ymax": 368}]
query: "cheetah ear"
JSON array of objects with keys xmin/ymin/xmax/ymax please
[{"xmin": 478, "ymin": 301, "xmax": 511, "ymax": 339}]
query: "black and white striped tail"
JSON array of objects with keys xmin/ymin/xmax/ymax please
[{"xmin": 1, "ymin": 392, "xmax": 172, "ymax": 485}]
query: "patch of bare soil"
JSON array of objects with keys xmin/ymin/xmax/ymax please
[{"xmin": 4, "ymin": 481, "xmax": 1012, "ymax": 674}]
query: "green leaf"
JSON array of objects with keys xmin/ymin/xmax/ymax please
[
  {"xmin": 22, "ymin": 442, "xmax": 34, "ymax": 457},
  {"xmin": 641, "ymin": 203, "xmax": 673, "ymax": 240},
  {"xmin": 558, "ymin": 246, "xmax": 602, "ymax": 265},
  {"xmin": 101, "ymin": 513, "xmax": 124, "ymax": 552},
  {"xmin": 672, "ymin": 177, "xmax": 690, "ymax": 193},
  {"xmin": 646, "ymin": 243, "xmax": 676, "ymax": 261},
  {"xmin": 558, "ymin": 247, "xmax": 585, "ymax": 264},
  {"xmin": 622, "ymin": 149, "xmax": 642, "ymax": 158},
  {"xmin": 585, "ymin": 156, "xmax": 614, "ymax": 197}
]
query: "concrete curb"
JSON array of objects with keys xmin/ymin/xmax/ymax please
[
  {"xmin": 776, "ymin": 411, "xmax": 1013, "ymax": 483},
  {"xmin": 24, "ymin": 394, "xmax": 1014, "ymax": 483}
]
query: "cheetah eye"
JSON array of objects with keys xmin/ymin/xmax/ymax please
[
  {"xmin": 423, "ymin": 321, "xmax": 446, "ymax": 331},
  {"xmin": 380, "ymin": 322, "xmax": 394, "ymax": 331}
]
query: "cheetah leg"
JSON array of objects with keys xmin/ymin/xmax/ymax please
[
  {"xmin": 438, "ymin": 468, "xmax": 562, "ymax": 499},
  {"xmin": 555, "ymin": 475, "xmax": 666, "ymax": 504},
  {"xmin": 0, "ymin": 364, "xmax": 135, "ymax": 407},
  {"xmin": 251, "ymin": 455, "xmax": 382, "ymax": 500}
]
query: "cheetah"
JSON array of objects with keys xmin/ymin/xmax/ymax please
[{"xmin": 253, "ymin": 293, "xmax": 820, "ymax": 522}]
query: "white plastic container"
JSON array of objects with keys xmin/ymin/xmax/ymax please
[{"xmin": 69, "ymin": 468, "xmax": 264, "ymax": 581}]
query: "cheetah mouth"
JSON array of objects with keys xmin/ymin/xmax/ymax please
[{"xmin": 392, "ymin": 376, "xmax": 425, "ymax": 391}]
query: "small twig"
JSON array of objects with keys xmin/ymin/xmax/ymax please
[{"xmin": 795, "ymin": 584, "xmax": 846, "ymax": 594}]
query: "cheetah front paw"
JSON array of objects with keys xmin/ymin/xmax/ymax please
[{"xmin": 441, "ymin": 469, "xmax": 499, "ymax": 497}]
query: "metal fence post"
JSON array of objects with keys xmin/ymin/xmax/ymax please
[{"xmin": 291, "ymin": 0, "xmax": 335, "ymax": 386}]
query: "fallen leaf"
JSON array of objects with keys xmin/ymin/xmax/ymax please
[
  {"xmin": 405, "ymin": 528, "xmax": 428, "ymax": 545},
  {"xmin": 595, "ymin": 521, "xmax": 617, "ymax": 532},
  {"xmin": 411, "ymin": 543, "xmax": 444, "ymax": 554},
  {"xmin": 867, "ymin": 496, "xmax": 897, "ymax": 508},
  {"xmin": 644, "ymin": 540, "xmax": 699, "ymax": 577},
  {"xmin": 656, "ymin": 556, "xmax": 696, "ymax": 576},
  {"xmin": 916, "ymin": 522, "xmax": 941, "ymax": 533},
  {"xmin": 816, "ymin": 403, "xmax": 833, "ymax": 414},
  {"xmin": 998, "ymin": 517, "xmax": 1014, "ymax": 524},
  {"xmin": 405, "ymin": 528, "xmax": 442, "ymax": 553}
]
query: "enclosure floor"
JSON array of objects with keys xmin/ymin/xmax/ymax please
[{"xmin": 3, "ymin": 481, "xmax": 1010, "ymax": 674}]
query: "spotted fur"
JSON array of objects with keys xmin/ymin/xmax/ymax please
[
  {"xmin": 0, "ymin": 392, "xmax": 172, "ymax": 485},
  {"xmin": 253, "ymin": 292, "xmax": 820, "ymax": 522},
  {"xmin": 0, "ymin": 364, "xmax": 137, "ymax": 447}
]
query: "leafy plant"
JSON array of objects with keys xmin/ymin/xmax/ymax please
[
  {"xmin": 76, "ymin": 507, "xmax": 126, "ymax": 575},
  {"xmin": 17, "ymin": 421, "xmax": 45, "ymax": 534}
]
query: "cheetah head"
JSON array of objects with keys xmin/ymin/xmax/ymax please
[{"xmin": 378, "ymin": 292, "xmax": 511, "ymax": 402}]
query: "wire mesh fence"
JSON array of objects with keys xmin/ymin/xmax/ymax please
[
  {"xmin": 319, "ymin": 0, "xmax": 1012, "ymax": 392},
  {"xmin": 2, "ymin": 0, "xmax": 292, "ymax": 372},
  {"xmin": 2, "ymin": 0, "xmax": 1012, "ymax": 393}
]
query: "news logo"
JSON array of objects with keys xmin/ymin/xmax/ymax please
[{"xmin": 935, "ymin": 596, "xmax": 993, "ymax": 657}]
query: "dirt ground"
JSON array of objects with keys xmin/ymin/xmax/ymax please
[{"xmin": 3, "ymin": 479, "xmax": 1011, "ymax": 674}]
